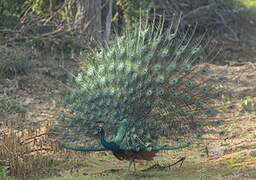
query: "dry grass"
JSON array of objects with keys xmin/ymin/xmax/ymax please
[
  {"xmin": 0, "ymin": 119, "xmax": 56, "ymax": 178},
  {"xmin": 0, "ymin": 116, "xmax": 92, "ymax": 179}
]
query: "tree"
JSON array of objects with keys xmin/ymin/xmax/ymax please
[{"xmin": 75, "ymin": 0, "xmax": 102, "ymax": 42}]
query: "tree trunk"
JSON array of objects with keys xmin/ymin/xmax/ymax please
[
  {"xmin": 104, "ymin": 0, "xmax": 113, "ymax": 42},
  {"xmin": 75, "ymin": 0, "xmax": 102, "ymax": 42}
]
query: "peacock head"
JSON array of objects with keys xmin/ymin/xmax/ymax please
[
  {"xmin": 95, "ymin": 121, "xmax": 105, "ymax": 136},
  {"xmin": 97, "ymin": 126, "xmax": 105, "ymax": 137}
]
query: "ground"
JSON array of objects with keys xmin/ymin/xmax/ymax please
[{"xmin": 1, "ymin": 28, "xmax": 256, "ymax": 180}]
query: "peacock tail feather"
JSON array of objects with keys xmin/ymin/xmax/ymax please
[{"xmin": 49, "ymin": 15, "xmax": 233, "ymax": 153}]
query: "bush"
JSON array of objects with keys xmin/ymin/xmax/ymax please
[
  {"xmin": 0, "ymin": 96, "xmax": 26, "ymax": 114},
  {"xmin": 0, "ymin": 46, "xmax": 35, "ymax": 78}
]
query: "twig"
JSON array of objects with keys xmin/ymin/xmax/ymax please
[
  {"xmin": 40, "ymin": 26, "xmax": 65, "ymax": 37},
  {"xmin": 1, "ymin": 143, "xmax": 16, "ymax": 156},
  {"xmin": 142, "ymin": 156, "xmax": 186, "ymax": 171},
  {"xmin": 21, "ymin": 148, "xmax": 52, "ymax": 155},
  {"xmin": 19, "ymin": 133, "xmax": 48, "ymax": 145},
  {"xmin": 215, "ymin": 10, "xmax": 239, "ymax": 41},
  {"xmin": 182, "ymin": 3, "xmax": 217, "ymax": 20},
  {"xmin": 43, "ymin": 0, "xmax": 76, "ymax": 26},
  {"xmin": 0, "ymin": 29, "xmax": 21, "ymax": 33},
  {"xmin": 20, "ymin": 1, "xmax": 33, "ymax": 23}
]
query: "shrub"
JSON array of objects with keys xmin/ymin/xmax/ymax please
[{"xmin": 0, "ymin": 46, "xmax": 35, "ymax": 78}]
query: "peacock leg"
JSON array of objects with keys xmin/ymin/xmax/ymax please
[
  {"xmin": 124, "ymin": 159, "xmax": 133, "ymax": 176},
  {"xmin": 133, "ymin": 159, "xmax": 136, "ymax": 172}
]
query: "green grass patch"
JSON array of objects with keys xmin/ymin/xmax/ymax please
[
  {"xmin": 0, "ymin": 164, "xmax": 14, "ymax": 180},
  {"xmin": 0, "ymin": 96, "xmax": 26, "ymax": 114}
]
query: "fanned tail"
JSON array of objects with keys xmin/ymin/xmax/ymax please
[{"xmin": 49, "ymin": 14, "xmax": 233, "ymax": 153}]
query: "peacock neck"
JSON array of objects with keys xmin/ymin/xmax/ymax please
[
  {"xmin": 100, "ymin": 128, "xmax": 107, "ymax": 146},
  {"xmin": 100, "ymin": 128, "xmax": 121, "ymax": 152},
  {"xmin": 99, "ymin": 119, "xmax": 128, "ymax": 152}
]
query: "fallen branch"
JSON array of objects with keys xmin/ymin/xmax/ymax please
[{"xmin": 142, "ymin": 156, "xmax": 186, "ymax": 171}]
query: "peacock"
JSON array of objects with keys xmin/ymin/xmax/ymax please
[{"xmin": 49, "ymin": 15, "xmax": 233, "ymax": 176}]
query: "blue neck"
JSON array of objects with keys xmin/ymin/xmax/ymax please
[
  {"xmin": 100, "ymin": 128, "xmax": 121, "ymax": 152},
  {"xmin": 100, "ymin": 129, "xmax": 107, "ymax": 146}
]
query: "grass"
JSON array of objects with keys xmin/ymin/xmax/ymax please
[
  {"xmin": 0, "ymin": 96, "xmax": 26, "ymax": 114},
  {"xmin": 40, "ymin": 151, "xmax": 256, "ymax": 180},
  {"xmin": 0, "ymin": 46, "xmax": 35, "ymax": 78},
  {"xmin": 0, "ymin": 163, "xmax": 14, "ymax": 180}
]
